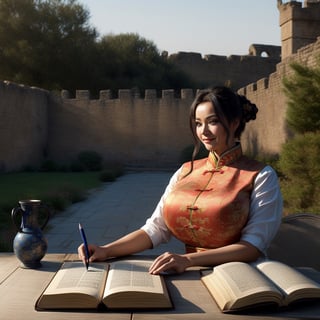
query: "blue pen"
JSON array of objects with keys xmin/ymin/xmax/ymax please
[{"xmin": 78, "ymin": 223, "xmax": 90, "ymax": 270}]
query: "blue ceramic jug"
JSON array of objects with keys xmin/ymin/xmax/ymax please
[{"xmin": 11, "ymin": 200, "xmax": 50, "ymax": 268}]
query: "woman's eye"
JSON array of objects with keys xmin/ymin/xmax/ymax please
[
  {"xmin": 195, "ymin": 121, "xmax": 202, "ymax": 127},
  {"xmin": 209, "ymin": 118, "xmax": 219, "ymax": 125}
]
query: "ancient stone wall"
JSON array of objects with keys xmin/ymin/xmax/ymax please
[
  {"xmin": 1, "ymin": 36, "xmax": 320, "ymax": 171},
  {"xmin": 47, "ymin": 89, "xmax": 195, "ymax": 169},
  {"xmin": 169, "ymin": 49, "xmax": 280, "ymax": 90},
  {"xmin": 0, "ymin": 81, "xmax": 49, "ymax": 172},
  {"xmin": 240, "ymin": 36, "xmax": 320, "ymax": 156},
  {"xmin": 48, "ymin": 37, "xmax": 320, "ymax": 169}
]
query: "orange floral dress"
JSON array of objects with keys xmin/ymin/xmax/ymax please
[{"xmin": 163, "ymin": 144, "xmax": 265, "ymax": 253}]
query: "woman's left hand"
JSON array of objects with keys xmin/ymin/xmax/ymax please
[{"xmin": 149, "ymin": 252, "xmax": 192, "ymax": 275}]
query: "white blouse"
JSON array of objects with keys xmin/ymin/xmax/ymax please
[{"xmin": 141, "ymin": 165, "xmax": 283, "ymax": 255}]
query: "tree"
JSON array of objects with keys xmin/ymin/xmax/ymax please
[
  {"xmin": 279, "ymin": 132, "xmax": 320, "ymax": 213},
  {"xmin": 282, "ymin": 56, "xmax": 320, "ymax": 134},
  {"xmin": 279, "ymin": 57, "xmax": 320, "ymax": 214},
  {"xmin": 98, "ymin": 33, "xmax": 195, "ymax": 94},
  {"xmin": 0, "ymin": 0, "xmax": 98, "ymax": 91},
  {"xmin": 0, "ymin": 1, "xmax": 195, "ymax": 94}
]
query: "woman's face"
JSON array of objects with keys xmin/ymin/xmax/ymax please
[{"xmin": 195, "ymin": 101, "xmax": 238, "ymax": 155}]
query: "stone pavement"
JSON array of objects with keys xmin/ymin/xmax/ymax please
[{"xmin": 45, "ymin": 171, "xmax": 184, "ymax": 256}]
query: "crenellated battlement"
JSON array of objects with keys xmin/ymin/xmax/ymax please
[
  {"xmin": 278, "ymin": 0, "xmax": 320, "ymax": 58},
  {"xmin": 168, "ymin": 47, "xmax": 281, "ymax": 90},
  {"xmin": 278, "ymin": 0, "xmax": 320, "ymax": 25},
  {"xmin": 169, "ymin": 46, "xmax": 281, "ymax": 62},
  {"xmin": 61, "ymin": 88, "xmax": 196, "ymax": 101},
  {"xmin": 240, "ymin": 35, "xmax": 320, "ymax": 97}
]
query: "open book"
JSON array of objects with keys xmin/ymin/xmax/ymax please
[
  {"xmin": 36, "ymin": 259, "xmax": 172, "ymax": 310},
  {"xmin": 201, "ymin": 260, "xmax": 320, "ymax": 313}
]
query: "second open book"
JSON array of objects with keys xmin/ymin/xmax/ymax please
[{"xmin": 201, "ymin": 260, "xmax": 320, "ymax": 312}]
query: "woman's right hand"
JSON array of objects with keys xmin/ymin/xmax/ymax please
[
  {"xmin": 78, "ymin": 243, "xmax": 109, "ymax": 263},
  {"xmin": 77, "ymin": 229, "xmax": 153, "ymax": 265}
]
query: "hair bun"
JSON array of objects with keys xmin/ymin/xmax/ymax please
[{"xmin": 238, "ymin": 95, "xmax": 258, "ymax": 123}]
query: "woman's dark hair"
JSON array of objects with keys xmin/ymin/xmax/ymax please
[{"xmin": 188, "ymin": 86, "xmax": 258, "ymax": 168}]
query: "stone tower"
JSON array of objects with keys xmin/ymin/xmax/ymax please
[{"xmin": 278, "ymin": 0, "xmax": 320, "ymax": 59}]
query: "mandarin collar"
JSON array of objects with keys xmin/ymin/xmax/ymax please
[{"xmin": 207, "ymin": 143, "xmax": 242, "ymax": 169}]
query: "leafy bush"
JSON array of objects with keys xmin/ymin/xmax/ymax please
[
  {"xmin": 76, "ymin": 151, "xmax": 103, "ymax": 171},
  {"xmin": 283, "ymin": 59, "xmax": 320, "ymax": 134},
  {"xmin": 99, "ymin": 162, "xmax": 125, "ymax": 182},
  {"xmin": 42, "ymin": 184, "xmax": 87, "ymax": 211},
  {"xmin": 70, "ymin": 160, "xmax": 86, "ymax": 172},
  {"xmin": 99, "ymin": 170, "xmax": 117, "ymax": 182},
  {"xmin": 278, "ymin": 132, "xmax": 320, "ymax": 214},
  {"xmin": 40, "ymin": 160, "xmax": 60, "ymax": 172}
]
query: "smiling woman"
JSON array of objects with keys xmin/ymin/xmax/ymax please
[{"xmin": 78, "ymin": 86, "xmax": 283, "ymax": 276}]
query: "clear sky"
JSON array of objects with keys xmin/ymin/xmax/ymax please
[{"xmin": 79, "ymin": 0, "xmax": 285, "ymax": 57}]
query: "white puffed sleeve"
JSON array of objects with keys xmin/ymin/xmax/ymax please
[{"xmin": 241, "ymin": 165, "xmax": 283, "ymax": 255}]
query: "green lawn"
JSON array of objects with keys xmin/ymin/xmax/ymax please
[{"xmin": 0, "ymin": 172, "xmax": 102, "ymax": 251}]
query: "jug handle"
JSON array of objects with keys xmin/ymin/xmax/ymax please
[
  {"xmin": 39, "ymin": 204, "xmax": 50, "ymax": 230},
  {"xmin": 11, "ymin": 207, "xmax": 24, "ymax": 232}
]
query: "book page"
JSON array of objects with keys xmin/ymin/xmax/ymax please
[
  {"xmin": 43, "ymin": 261, "xmax": 108, "ymax": 297},
  {"xmin": 104, "ymin": 260, "xmax": 163, "ymax": 296},
  {"xmin": 36, "ymin": 261, "xmax": 109, "ymax": 310},
  {"xmin": 256, "ymin": 261, "xmax": 320, "ymax": 300},
  {"xmin": 202, "ymin": 261, "xmax": 283, "ymax": 311},
  {"xmin": 215, "ymin": 262, "xmax": 281, "ymax": 298},
  {"xmin": 102, "ymin": 259, "xmax": 172, "ymax": 309}
]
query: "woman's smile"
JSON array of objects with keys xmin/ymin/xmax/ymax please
[{"xmin": 202, "ymin": 137, "xmax": 215, "ymax": 144}]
